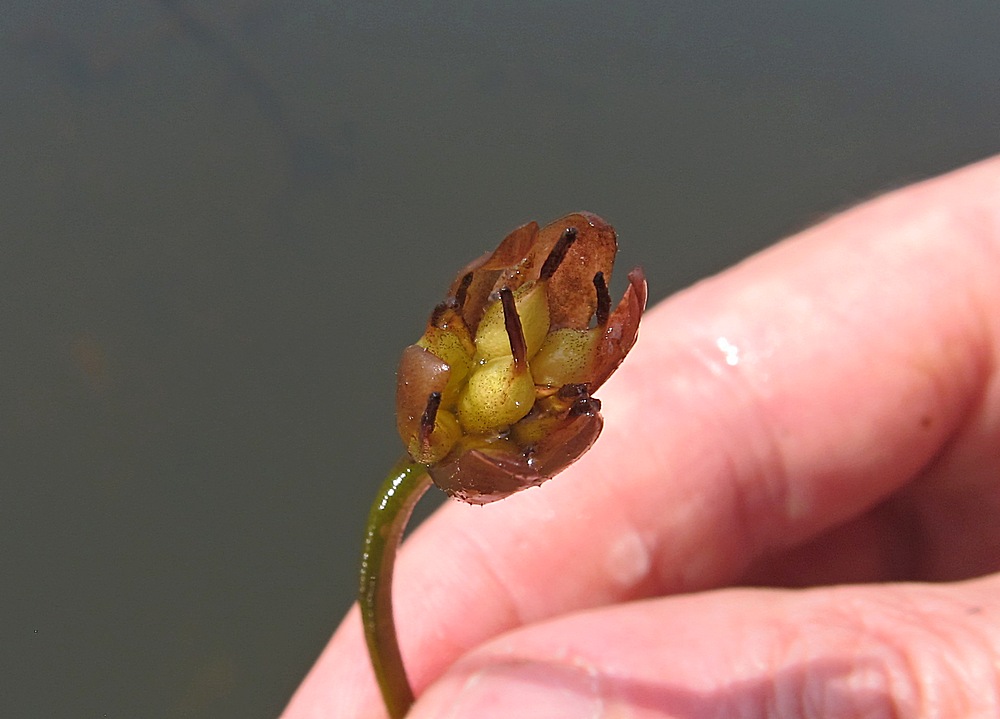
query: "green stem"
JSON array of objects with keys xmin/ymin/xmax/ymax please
[{"xmin": 359, "ymin": 458, "xmax": 433, "ymax": 719}]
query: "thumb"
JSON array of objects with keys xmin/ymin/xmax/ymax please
[{"xmin": 408, "ymin": 574, "xmax": 1000, "ymax": 718}]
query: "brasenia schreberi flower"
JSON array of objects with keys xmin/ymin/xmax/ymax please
[{"xmin": 395, "ymin": 212, "xmax": 646, "ymax": 504}]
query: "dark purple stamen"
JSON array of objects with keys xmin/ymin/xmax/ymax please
[
  {"xmin": 593, "ymin": 271, "xmax": 610, "ymax": 326},
  {"xmin": 499, "ymin": 286, "xmax": 528, "ymax": 369},
  {"xmin": 539, "ymin": 227, "xmax": 578, "ymax": 281},
  {"xmin": 454, "ymin": 271, "xmax": 474, "ymax": 308},
  {"xmin": 419, "ymin": 391, "xmax": 442, "ymax": 447},
  {"xmin": 429, "ymin": 298, "xmax": 458, "ymax": 328}
]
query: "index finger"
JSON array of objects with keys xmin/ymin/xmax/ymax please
[{"xmin": 283, "ymin": 155, "xmax": 1000, "ymax": 718}]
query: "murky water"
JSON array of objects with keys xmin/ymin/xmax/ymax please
[{"xmin": 2, "ymin": 2, "xmax": 998, "ymax": 716}]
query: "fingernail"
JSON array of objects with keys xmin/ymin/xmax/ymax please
[{"xmin": 441, "ymin": 660, "xmax": 603, "ymax": 719}]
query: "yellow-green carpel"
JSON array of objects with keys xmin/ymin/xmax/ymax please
[{"xmin": 474, "ymin": 281, "xmax": 550, "ymax": 361}]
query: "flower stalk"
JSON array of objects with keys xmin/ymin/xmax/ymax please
[{"xmin": 359, "ymin": 458, "xmax": 432, "ymax": 718}]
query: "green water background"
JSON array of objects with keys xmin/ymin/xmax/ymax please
[{"xmin": 2, "ymin": 2, "xmax": 999, "ymax": 716}]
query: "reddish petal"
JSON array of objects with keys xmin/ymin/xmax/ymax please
[
  {"xmin": 449, "ymin": 221, "xmax": 539, "ymax": 331},
  {"xmin": 527, "ymin": 410, "xmax": 604, "ymax": 478},
  {"xmin": 590, "ymin": 267, "xmax": 647, "ymax": 390},
  {"xmin": 428, "ymin": 410, "xmax": 604, "ymax": 504},
  {"xmin": 395, "ymin": 344, "xmax": 451, "ymax": 444},
  {"xmin": 518, "ymin": 212, "xmax": 618, "ymax": 330},
  {"xmin": 429, "ymin": 447, "xmax": 542, "ymax": 505}
]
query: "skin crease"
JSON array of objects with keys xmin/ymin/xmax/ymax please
[{"xmin": 282, "ymin": 155, "xmax": 1000, "ymax": 718}]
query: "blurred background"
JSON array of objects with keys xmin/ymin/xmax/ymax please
[{"xmin": 2, "ymin": 1, "xmax": 998, "ymax": 716}]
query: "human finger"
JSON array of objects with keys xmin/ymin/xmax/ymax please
[
  {"xmin": 281, "ymin": 155, "xmax": 1000, "ymax": 718},
  {"xmin": 409, "ymin": 573, "xmax": 1000, "ymax": 718}
]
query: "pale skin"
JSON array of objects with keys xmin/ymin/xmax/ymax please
[{"xmin": 283, "ymin": 155, "xmax": 1000, "ymax": 718}]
